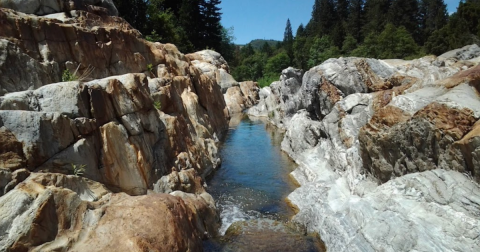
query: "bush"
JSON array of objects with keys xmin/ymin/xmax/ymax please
[{"xmin": 257, "ymin": 74, "xmax": 279, "ymax": 88}]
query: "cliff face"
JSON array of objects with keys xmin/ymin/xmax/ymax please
[
  {"xmin": 0, "ymin": 1, "xmax": 255, "ymax": 250},
  {"xmin": 249, "ymin": 44, "xmax": 480, "ymax": 251}
]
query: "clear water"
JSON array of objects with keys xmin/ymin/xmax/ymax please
[{"xmin": 203, "ymin": 115, "xmax": 324, "ymax": 252}]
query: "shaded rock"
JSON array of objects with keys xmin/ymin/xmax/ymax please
[
  {"xmin": 0, "ymin": 0, "xmax": 118, "ymax": 16},
  {"xmin": 216, "ymin": 219, "xmax": 324, "ymax": 252}
]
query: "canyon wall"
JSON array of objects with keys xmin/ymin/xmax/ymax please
[
  {"xmin": 249, "ymin": 44, "xmax": 480, "ymax": 251},
  {"xmin": 0, "ymin": 1, "xmax": 257, "ymax": 250}
]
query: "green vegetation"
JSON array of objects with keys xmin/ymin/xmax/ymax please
[
  {"xmin": 154, "ymin": 100, "xmax": 162, "ymax": 110},
  {"xmin": 62, "ymin": 69, "xmax": 77, "ymax": 82},
  {"xmin": 72, "ymin": 164, "xmax": 86, "ymax": 176},
  {"xmin": 231, "ymin": 0, "xmax": 480, "ymax": 87},
  {"xmin": 113, "ymin": 0, "xmax": 234, "ymax": 62},
  {"xmin": 246, "ymin": 39, "xmax": 281, "ymax": 50},
  {"xmin": 113, "ymin": 0, "xmax": 480, "ymax": 88}
]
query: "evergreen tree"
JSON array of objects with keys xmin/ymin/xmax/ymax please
[
  {"xmin": 308, "ymin": 36, "xmax": 340, "ymax": 67},
  {"xmin": 418, "ymin": 0, "xmax": 448, "ymax": 45},
  {"xmin": 308, "ymin": 0, "xmax": 337, "ymax": 36},
  {"xmin": 293, "ymin": 24, "xmax": 309, "ymax": 70},
  {"xmin": 113, "ymin": 0, "xmax": 149, "ymax": 34},
  {"xmin": 386, "ymin": 0, "xmax": 420, "ymax": 42},
  {"xmin": 283, "ymin": 19, "xmax": 294, "ymax": 63},
  {"xmin": 199, "ymin": 0, "xmax": 223, "ymax": 51},
  {"xmin": 362, "ymin": 0, "xmax": 390, "ymax": 36},
  {"xmin": 261, "ymin": 42, "xmax": 273, "ymax": 56},
  {"xmin": 346, "ymin": 0, "xmax": 364, "ymax": 41}
]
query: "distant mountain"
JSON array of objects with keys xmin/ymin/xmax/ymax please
[{"xmin": 238, "ymin": 39, "xmax": 281, "ymax": 50}]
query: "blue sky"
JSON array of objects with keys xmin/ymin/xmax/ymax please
[{"xmin": 219, "ymin": 0, "xmax": 462, "ymax": 45}]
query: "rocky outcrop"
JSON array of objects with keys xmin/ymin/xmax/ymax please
[
  {"xmin": 250, "ymin": 44, "xmax": 480, "ymax": 251},
  {"xmin": 223, "ymin": 81, "xmax": 260, "ymax": 114},
  {"xmin": 0, "ymin": 2, "xmax": 232, "ymax": 251},
  {"xmin": 0, "ymin": 173, "xmax": 217, "ymax": 252},
  {"xmin": 0, "ymin": 0, "xmax": 118, "ymax": 16}
]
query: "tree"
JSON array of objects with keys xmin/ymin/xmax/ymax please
[
  {"xmin": 220, "ymin": 26, "xmax": 236, "ymax": 63},
  {"xmin": 342, "ymin": 34, "xmax": 358, "ymax": 53},
  {"xmin": 200, "ymin": 0, "xmax": 223, "ymax": 51},
  {"xmin": 377, "ymin": 23, "xmax": 419, "ymax": 59},
  {"xmin": 362, "ymin": 0, "xmax": 390, "ymax": 36},
  {"xmin": 265, "ymin": 52, "xmax": 290, "ymax": 76},
  {"xmin": 293, "ymin": 24, "xmax": 309, "ymax": 70},
  {"xmin": 261, "ymin": 42, "xmax": 273, "ymax": 56},
  {"xmin": 418, "ymin": 0, "xmax": 449, "ymax": 45},
  {"xmin": 308, "ymin": 36, "xmax": 340, "ymax": 67},
  {"xmin": 113, "ymin": 0, "xmax": 149, "ymax": 33},
  {"xmin": 308, "ymin": 0, "xmax": 337, "ymax": 36},
  {"xmin": 346, "ymin": 0, "xmax": 364, "ymax": 41},
  {"xmin": 283, "ymin": 19, "xmax": 294, "ymax": 63},
  {"xmin": 386, "ymin": 0, "xmax": 420, "ymax": 42}
]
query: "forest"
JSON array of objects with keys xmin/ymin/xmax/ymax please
[{"xmin": 113, "ymin": 0, "xmax": 480, "ymax": 87}]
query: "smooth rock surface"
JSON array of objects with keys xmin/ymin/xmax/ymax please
[{"xmin": 250, "ymin": 46, "xmax": 480, "ymax": 251}]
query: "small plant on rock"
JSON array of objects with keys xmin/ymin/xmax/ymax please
[
  {"xmin": 154, "ymin": 100, "xmax": 162, "ymax": 110},
  {"xmin": 62, "ymin": 69, "xmax": 77, "ymax": 82},
  {"xmin": 71, "ymin": 163, "xmax": 86, "ymax": 176},
  {"xmin": 62, "ymin": 64, "xmax": 95, "ymax": 82}
]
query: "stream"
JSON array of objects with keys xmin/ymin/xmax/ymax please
[{"xmin": 203, "ymin": 115, "xmax": 325, "ymax": 252}]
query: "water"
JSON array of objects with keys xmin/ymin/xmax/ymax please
[{"xmin": 203, "ymin": 115, "xmax": 324, "ymax": 252}]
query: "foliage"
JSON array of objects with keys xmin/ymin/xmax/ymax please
[
  {"xmin": 257, "ymin": 74, "xmax": 279, "ymax": 88},
  {"xmin": 247, "ymin": 39, "xmax": 281, "ymax": 50},
  {"xmin": 228, "ymin": 0, "xmax": 478, "ymax": 90},
  {"xmin": 308, "ymin": 36, "xmax": 341, "ymax": 68},
  {"xmin": 283, "ymin": 19, "xmax": 294, "ymax": 63},
  {"xmin": 265, "ymin": 52, "xmax": 290, "ymax": 76},
  {"xmin": 62, "ymin": 69, "xmax": 77, "ymax": 82},
  {"xmin": 154, "ymin": 100, "xmax": 162, "ymax": 110},
  {"xmin": 72, "ymin": 164, "xmax": 86, "ymax": 176},
  {"xmin": 113, "ymin": 0, "xmax": 228, "ymax": 55}
]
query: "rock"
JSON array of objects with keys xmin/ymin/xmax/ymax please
[
  {"xmin": 239, "ymin": 81, "xmax": 260, "ymax": 107},
  {"xmin": 0, "ymin": 173, "xmax": 217, "ymax": 251},
  {"xmin": 224, "ymin": 86, "xmax": 246, "ymax": 114},
  {"xmin": 288, "ymin": 169, "xmax": 480, "ymax": 252},
  {"xmin": 0, "ymin": 8, "xmax": 161, "ymax": 95},
  {"xmin": 0, "ymin": 2, "xmax": 231, "ymax": 251},
  {"xmin": 438, "ymin": 44, "xmax": 480, "ymax": 61},
  {"xmin": 273, "ymin": 47, "xmax": 480, "ymax": 251},
  {"xmin": 360, "ymin": 66, "xmax": 480, "ymax": 183},
  {"xmin": 0, "ymin": 0, "xmax": 119, "ymax": 16},
  {"xmin": 218, "ymin": 219, "xmax": 323, "ymax": 252}
]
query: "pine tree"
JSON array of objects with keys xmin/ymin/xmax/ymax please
[
  {"xmin": 386, "ymin": 0, "xmax": 420, "ymax": 42},
  {"xmin": 293, "ymin": 24, "xmax": 309, "ymax": 70},
  {"xmin": 113, "ymin": 0, "xmax": 149, "ymax": 33},
  {"xmin": 362, "ymin": 0, "xmax": 390, "ymax": 36},
  {"xmin": 200, "ymin": 0, "xmax": 223, "ymax": 51},
  {"xmin": 418, "ymin": 0, "xmax": 448, "ymax": 45},
  {"xmin": 346, "ymin": 0, "xmax": 365, "ymax": 41},
  {"xmin": 283, "ymin": 19, "xmax": 294, "ymax": 64},
  {"xmin": 308, "ymin": 0, "xmax": 337, "ymax": 36}
]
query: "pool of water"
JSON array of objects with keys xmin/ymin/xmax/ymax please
[{"xmin": 203, "ymin": 115, "xmax": 324, "ymax": 252}]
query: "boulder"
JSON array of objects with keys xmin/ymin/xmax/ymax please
[{"xmin": 0, "ymin": 173, "xmax": 217, "ymax": 252}]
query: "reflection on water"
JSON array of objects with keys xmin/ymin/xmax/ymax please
[{"xmin": 204, "ymin": 115, "xmax": 324, "ymax": 252}]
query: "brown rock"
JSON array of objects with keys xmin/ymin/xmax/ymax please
[{"xmin": 0, "ymin": 126, "xmax": 25, "ymax": 171}]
